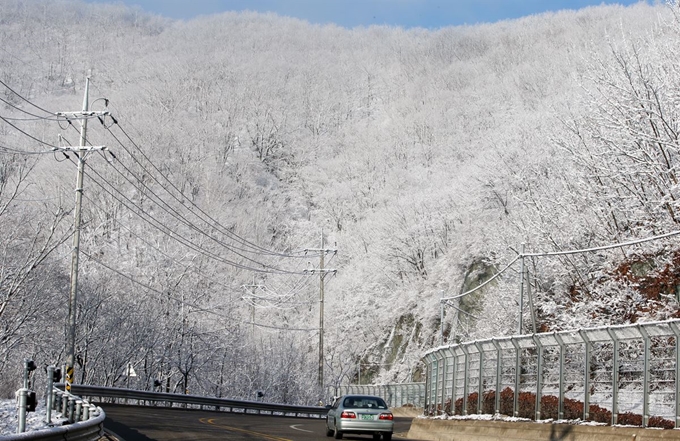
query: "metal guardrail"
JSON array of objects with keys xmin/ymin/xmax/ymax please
[
  {"xmin": 1, "ymin": 388, "xmax": 104, "ymax": 441},
  {"xmin": 423, "ymin": 318, "xmax": 680, "ymax": 428},
  {"xmin": 334, "ymin": 383, "xmax": 425, "ymax": 408},
  {"xmin": 68, "ymin": 384, "xmax": 329, "ymax": 418},
  {"xmin": 0, "ymin": 416, "xmax": 105, "ymax": 441}
]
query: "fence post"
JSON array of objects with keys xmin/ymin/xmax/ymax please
[
  {"xmin": 670, "ymin": 322, "xmax": 680, "ymax": 428},
  {"xmin": 460, "ymin": 344, "xmax": 470, "ymax": 416},
  {"xmin": 518, "ymin": 243, "xmax": 525, "ymax": 334},
  {"xmin": 492, "ymin": 339, "xmax": 502, "ymax": 415},
  {"xmin": 474, "ymin": 342, "xmax": 484, "ymax": 414},
  {"xmin": 532, "ymin": 335, "xmax": 543, "ymax": 421},
  {"xmin": 512, "ymin": 339, "xmax": 521, "ymax": 417},
  {"xmin": 579, "ymin": 330, "xmax": 591, "ymax": 422},
  {"xmin": 449, "ymin": 348, "xmax": 458, "ymax": 415},
  {"xmin": 638, "ymin": 325, "xmax": 650, "ymax": 428},
  {"xmin": 606, "ymin": 327, "xmax": 619, "ymax": 425},
  {"xmin": 439, "ymin": 352, "xmax": 447, "ymax": 414},
  {"xmin": 433, "ymin": 351, "xmax": 443, "ymax": 414},
  {"xmin": 424, "ymin": 354, "xmax": 434, "ymax": 415},
  {"xmin": 554, "ymin": 332, "xmax": 565, "ymax": 420}
]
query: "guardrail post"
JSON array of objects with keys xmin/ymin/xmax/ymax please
[
  {"xmin": 75, "ymin": 399, "xmax": 83, "ymax": 422},
  {"xmin": 46, "ymin": 367, "xmax": 54, "ymax": 424},
  {"xmin": 58, "ymin": 390, "xmax": 66, "ymax": 414},
  {"xmin": 61, "ymin": 391, "xmax": 69, "ymax": 416},
  {"xmin": 16, "ymin": 388, "xmax": 28, "ymax": 433},
  {"xmin": 68, "ymin": 396, "xmax": 76, "ymax": 423},
  {"xmin": 52, "ymin": 389, "xmax": 60, "ymax": 415}
]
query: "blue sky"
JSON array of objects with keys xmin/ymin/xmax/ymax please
[{"xmin": 87, "ymin": 0, "xmax": 651, "ymax": 28}]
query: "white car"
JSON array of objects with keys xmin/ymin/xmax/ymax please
[{"xmin": 325, "ymin": 394, "xmax": 394, "ymax": 440}]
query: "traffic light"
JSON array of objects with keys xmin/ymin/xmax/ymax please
[
  {"xmin": 26, "ymin": 390, "xmax": 37, "ymax": 412},
  {"xmin": 52, "ymin": 368, "xmax": 62, "ymax": 383},
  {"xmin": 26, "ymin": 360, "xmax": 36, "ymax": 372}
]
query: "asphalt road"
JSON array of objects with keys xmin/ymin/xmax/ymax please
[{"xmin": 101, "ymin": 404, "xmax": 425, "ymax": 441}]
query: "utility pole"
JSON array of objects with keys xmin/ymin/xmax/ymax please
[
  {"xmin": 304, "ymin": 233, "xmax": 337, "ymax": 389},
  {"xmin": 55, "ymin": 76, "xmax": 108, "ymax": 391},
  {"xmin": 242, "ymin": 277, "xmax": 265, "ymax": 338},
  {"xmin": 440, "ymin": 291, "xmax": 444, "ymax": 346},
  {"xmin": 518, "ymin": 243, "xmax": 525, "ymax": 335}
]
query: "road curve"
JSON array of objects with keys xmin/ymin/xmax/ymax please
[{"xmin": 101, "ymin": 404, "xmax": 425, "ymax": 441}]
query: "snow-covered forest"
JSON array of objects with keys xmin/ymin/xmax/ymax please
[{"xmin": 1, "ymin": 0, "xmax": 680, "ymax": 404}]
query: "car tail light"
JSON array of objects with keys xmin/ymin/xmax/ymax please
[
  {"xmin": 341, "ymin": 411, "xmax": 356, "ymax": 419},
  {"xmin": 379, "ymin": 413, "xmax": 393, "ymax": 420}
]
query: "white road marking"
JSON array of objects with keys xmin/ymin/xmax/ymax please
[{"xmin": 290, "ymin": 424, "xmax": 313, "ymax": 433}]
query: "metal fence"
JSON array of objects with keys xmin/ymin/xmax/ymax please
[
  {"xmin": 333, "ymin": 383, "xmax": 425, "ymax": 408},
  {"xmin": 423, "ymin": 319, "xmax": 680, "ymax": 428}
]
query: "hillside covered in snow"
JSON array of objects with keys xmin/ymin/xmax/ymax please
[{"xmin": 1, "ymin": 0, "xmax": 680, "ymax": 403}]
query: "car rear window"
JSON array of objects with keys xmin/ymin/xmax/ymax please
[{"xmin": 343, "ymin": 397, "xmax": 387, "ymax": 409}]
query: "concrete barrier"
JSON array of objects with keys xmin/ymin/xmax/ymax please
[
  {"xmin": 408, "ymin": 418, "xmax": 680, "ymax": 441},
  {"xmin": 392, "ymin": 407, "xmax": 423, "ymax": 418}
]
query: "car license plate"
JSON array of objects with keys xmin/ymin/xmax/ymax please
[{"xmin": 361, "ymin": 414, "xmax": 374, "ymax": 420}]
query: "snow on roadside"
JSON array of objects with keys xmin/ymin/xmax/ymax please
[
  {"xmin": 418, "ymin": 412, "xmax": 611, "ymax": 427},
  {"xmin": 0, "ymin": 398, "xmax": 57, "ymax": 436}
]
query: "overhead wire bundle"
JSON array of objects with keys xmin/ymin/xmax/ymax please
[{"xmin": 0, "ymin": 78, "xmax": 326, "ymax": 329}]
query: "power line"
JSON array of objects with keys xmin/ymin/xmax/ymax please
[
  {"xmin": 80, "ymin": 250, "xmax": 235, "ymax": 321},
  {"xmin": 80, "ymin": 191, "xmax": 241, "ymax": 295},
  {"xmin": 0, "ymin": 97, "xmax": 62, "ymax": 121},
  {"xmin": 83, "ymin": 81, "xmax": 309, "ymax": 259},
  {"xmin": 106, "ymin": 120, "xmax": 307, "ymax": 259},
  {"xmin": 0, "ymin": 79, "xmax": 54, "ymax": 115},
  {"xmin": 0, "ymin": 143, "xmax": 55, "ymax": 155},
  {"xmin": 83, "ymin": 163, "xmax": 302, "ymax": 274},
  {"xmin": 247, "ymin": 320, "xmax": 318, "ymax": 332},
  {"xmin": 90, "ymin": 153, "xmax": 297, "ymax": 273},
  {"xmin": 440, "ymin": 255, "xmax": 521, "ymax": 303},
  {"xmin": 0, "ymin": 114, "xmax": 60, "ymax": 149},
  {"xmin": 523, "ymin": 230, "xmax": 680, "ymax": 257},
  {"xmin": 59, "ymin": 111, "xmax": 304, "ymax": 274}
]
